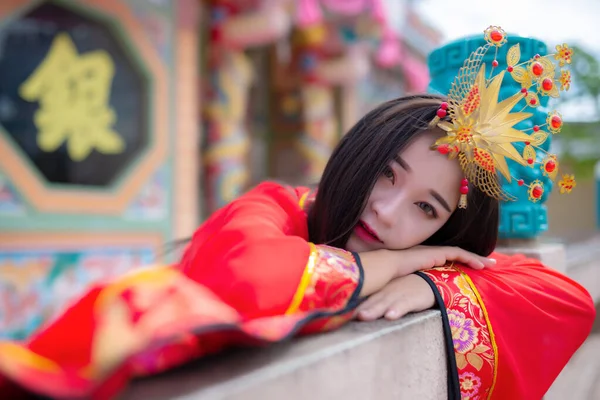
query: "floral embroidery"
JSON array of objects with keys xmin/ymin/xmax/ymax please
[
  {"xmin": 317, "ymin": 245, "xmax": 361, "ymax": 278},
  {"xmin": 423, "ymin": 265, "xmax": 497, "ymax": 399},
  {"xmin": 460, "ymin": 372, "xmax": 482, "ymax": 396},
  {"xmin": 455, "ymin": 275, "xmax": 478, "ymax": 304},
  {"xmin": 293, "ymin": 244, "xmax": 361, "ymax": 316},
  {"xmin": 448, "ymin": 309, "xmax": 480, "ymax": 353}
]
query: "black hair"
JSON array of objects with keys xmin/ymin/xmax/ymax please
[{"xmin": 307, "ymin": 94, "xmax": 498, "ymax": 256}]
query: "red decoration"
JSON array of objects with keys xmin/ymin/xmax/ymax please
[
  {"xmin": 490, "ymin": 30, "xmax": 503, "ymax": 42},
  {"xmin": 520, "ymin": 88, "xmax": 528, "ymax": 94},
  {"xmin": 533, "ymin": 125, "xmax": 540, "ymax": 132},
  {"xmin": 527, "ymin": 158, "xmax": 534, "ymax": 164},
  {"xmin": 545, "ymin": 160, "xmax": 556, "ymax": 173},
  {"xmin": 437, "ymin": 109, "xmax": 447, "ymax": 118},
  {"xmin": 460, "ymin": 186, "xmax": 469, "ymax": 195},
  {"xmin": 507, "ymin": 66, "xmax": 514, "ymax": 72},
  {"xmin": 518, "ymin": 179, "xmax": 524, "ymax": 186},
  {"xmin": 531, "ymin": 185, "xmax": 543, "ymax": 198},
  {"xmin": 551, "ymin": 115, "xmax": 563, "ymax": 129},
  {"xmin": 525, "ymin": 141, "xmax": 530, "ymax": 145},
  {"xmin": 530, "ymin": 98, "xmax": 537, "ymax": 105},
  {"xmin": 492, "ymin": 60, "xmax": 499, "ymax": 67},
  {"xmin": 461, "ymin": 179, "xmax": 469, "ymax": 186},
  {"xmin": 532, "ymin": 62, "xmax": 544, "ymax": 76},
  {"xmin": 440, "ymin": 102, "xmax": 448, "ymax": 110},
  {"xmin": 437, "ymin": 144, "xmax": 450, "ymax": 154},
  {"xmin": 542, "ymin": 78, "xmax": 554, "ymax": 91}
]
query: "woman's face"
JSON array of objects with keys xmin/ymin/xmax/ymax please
[{"xmin": 345, "ymin": 130, "xmax": 463, "ymax": 253}]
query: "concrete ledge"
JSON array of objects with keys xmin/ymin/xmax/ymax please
[
  {"xmin": 125, "ymin": 311, "xmax": 448, "ymax": 400},
  {"xmin": 496, "ymin": 238, "xmax": 567, "ymax": 274},
  {"xmin": 125, "ymin": 236, "xmax": 600, "ymax": 400}
]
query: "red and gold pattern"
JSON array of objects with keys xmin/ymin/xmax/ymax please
[
  {"xmin": 0, "ymin": 183, "xmax": 363, "ymax": 399},
  {"xmin": 422, "ymin": 265, "xmax": 497, "ymax": 400},
  {"xmin": 429, "ymin": 26, "xmax": 576, "ymax": 206},
  {"xmin": 0, "ymin": 254, "xmax": 362, "ymax": 399},
  {"xmin": 289, "ymin": 244, "xmax": 361, "ymax": 314}
]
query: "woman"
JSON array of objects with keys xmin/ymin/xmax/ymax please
[{"xmin": 0, "ymin": 32, "xmax": 595, "ymax": 400}]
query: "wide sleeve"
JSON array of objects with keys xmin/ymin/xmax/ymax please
[
  {"xmin": 0, "ymin": 183, "xmax": 364, "ymax": 399},
  {"xmin": 416, "ymin": 252, "xmax": 595, "ymax": 400},
  {"xmin": 178, "ymin": 181, "xmax": 364, "ymax": 320}
]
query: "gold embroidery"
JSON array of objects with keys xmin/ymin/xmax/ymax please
[
  {"xmin": 298, "ymin": 192, "xmax": 310, "ymax": 210},
  {"xmin": 459, "ymin": 269, "xmax": 499, "ymax": 399},
  {"xmin": 285, "ymin": 243, "xmax": 317, "ymax": 315},
  {"xmin": 423, "ymin": 266, "xmax": 496, "ymax": 400}
]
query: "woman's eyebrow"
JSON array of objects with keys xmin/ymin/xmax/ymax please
[
  {"xmin": 393, "ymin": 155, "xmax": 452, "ymax": 212},
  {"xmin": 393, "ymin": 155, "xmax": 412, "ymax": 172},
  {"xmin": 430, "ymin": 190, "xmax": 451, "ymax": 213}
]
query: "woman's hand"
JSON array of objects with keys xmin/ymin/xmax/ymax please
[
  {"xmin": 358, "ymin": 245, "xmax": 495, "ymax": 297},
  {"xmin": 356, "ymin": 274, "xmax": 435, "ymax": 321},
  {"xmin": 396, "ymin": 245, "xmax": 495, "ymax": 273}
]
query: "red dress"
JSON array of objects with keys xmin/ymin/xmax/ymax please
[{"xmin": 0, "ymin": 182, "xmax": 595, "ymax": 399}]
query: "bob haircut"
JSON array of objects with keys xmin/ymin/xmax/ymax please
[{"xmin": 307, "ymin": 94, "xmax": 499, "ymax": 256}]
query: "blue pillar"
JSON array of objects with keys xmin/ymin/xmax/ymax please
[{"xmin": 427, "ymin": 34, "xmax": 554, "ymax": 239}]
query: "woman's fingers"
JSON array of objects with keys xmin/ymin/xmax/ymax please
[
  {"xmin": 384, "ymin": 303, "xmax": 409, "ymax": 320},
  {"xmin": 356, "ymin": 294, "xmax": 389, "ymax": 321},
  {"xmin": 441, "ymin": 247, "xmax": 495, "ymax": 270}
]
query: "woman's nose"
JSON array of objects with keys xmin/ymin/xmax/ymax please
[{"xmin": 372, "ymin": 194, "xmax": 404, "ymax": 228}]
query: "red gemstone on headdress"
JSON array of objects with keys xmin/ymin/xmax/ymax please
[
  {"xmin": 542, "ymin": 78, "xmax": 554, "ymax": 91},
  {"xmin": 492, "ymin": 60, "xmax": 499, "ymax": 67},
  {"xmin": 534, "ymin": 54, "xmax": 541, "ymax": 59},
  {"xmin": 532, "ymin": 62, "xmax": 544, "ymax": 76},
  {"xmin": 440, "ymin": 102, "xmax": 448, "ymax": 110},
  {"xmin": 460, "ymin": 186, "xmax": 469, "ymax": 195},
  {"xmin": 551, "ymin": 115, "xmax": 562, "ymax": 129},
  {"xmin": 507, "ymin": 66, "xmax": 514, "ymax": 72},
  {"xmin": 437, "ymin": 109, "xmax": 447, "ymax": 118},
  {"xmin": 525, "ymin": 141, "xmax": 530, "ymax": 145},
  {"xmin": 518, "ymin": 179, "xmax": 524, "ymax": 186},
  {"xmin": 461, "ymin": 179, "xmax": 469, "ymax": 186},
  {"xmin": 530, "ymin": 98, "xmax": 537, "ymax": 105},
  {"xmin": 527, "ymin": 158, "xmax": 534, "ymax": 164},
  {"xmin": 545, "ymin": 160, "xmax": 556, "ymax": 172},
  {"xmin": 521, "ymin": 88, "xmax": 528, "ymax": 94},
  {"xmin": 532, "ymin": 185, "xmax": 543, "ymax": 198},
  {"xmin": 533, "ymin": 125, "xmax": 540, "ymax": 132},
  {"xmin": 490, "ymin": 30, "xmax": 503, "ymax": 42},
  {"xmin": 437, "ymin": 144, "xmax": 450, "ymax": 154}
]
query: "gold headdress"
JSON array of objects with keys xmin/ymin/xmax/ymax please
[{"xmin": 429, "ymin": 26, "xmax": 575, "ymax": 208}]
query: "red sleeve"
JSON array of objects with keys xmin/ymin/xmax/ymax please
[
  {"xmin": 419, "ymin": 252, "xmax": 595, "ymax": 400},
  {"xmin": 178, "ymin": 182, "xmax": 362, "ymax": 320}
]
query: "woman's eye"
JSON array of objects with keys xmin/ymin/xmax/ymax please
[
  {"xmin": 382, "ymin": 166, "xmax": 395, "ymax": 184},
  {"xmin": 417, "ymin": 202, "xmax": 438, "ymax": 218}
]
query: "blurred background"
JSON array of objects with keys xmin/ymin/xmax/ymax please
[{"xmin": 0, "ymin": 0, "xmax": 597, "ymax": 355}]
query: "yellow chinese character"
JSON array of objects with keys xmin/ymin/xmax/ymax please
[{"xmin": 19, "ymin": 33, "xmax": 124, "ymax": 162}]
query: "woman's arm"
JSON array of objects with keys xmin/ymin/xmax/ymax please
[
  {"xmin": 179, "ymin": 182, "xmax": 494, "ymax": 316},
  {"xmin": 178, "ymin": 182, "xmax": 366, "ymax": 319},
  {"xmin": 357, "ymin": 245, "xmax": 494, "ymax": 298},
  {"xmin": 357, "ymin": 253, "xmax": 596, "ymax": 400}
]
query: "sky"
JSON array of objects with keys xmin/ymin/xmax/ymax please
[
  {"xmin": 413, "ymin": 0, "xmax": 600, "ymax": 121},
  {"xmin": 415, "ymin": 0, "xmax": 600, "ymax": 52}
]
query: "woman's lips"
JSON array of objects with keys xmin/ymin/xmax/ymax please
[{"xmin": 353, "ymin": 220, "xmax": 382, "ymax": 244}]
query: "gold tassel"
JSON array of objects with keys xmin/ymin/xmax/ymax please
[{"xmin": 458, "ymin": 193, "xmax": 468, "ymax": 209}]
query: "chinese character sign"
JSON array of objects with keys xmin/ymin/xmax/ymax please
[{"xmin": 19, "ymin": 32, "xmax": 124, "ymax": 162}]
